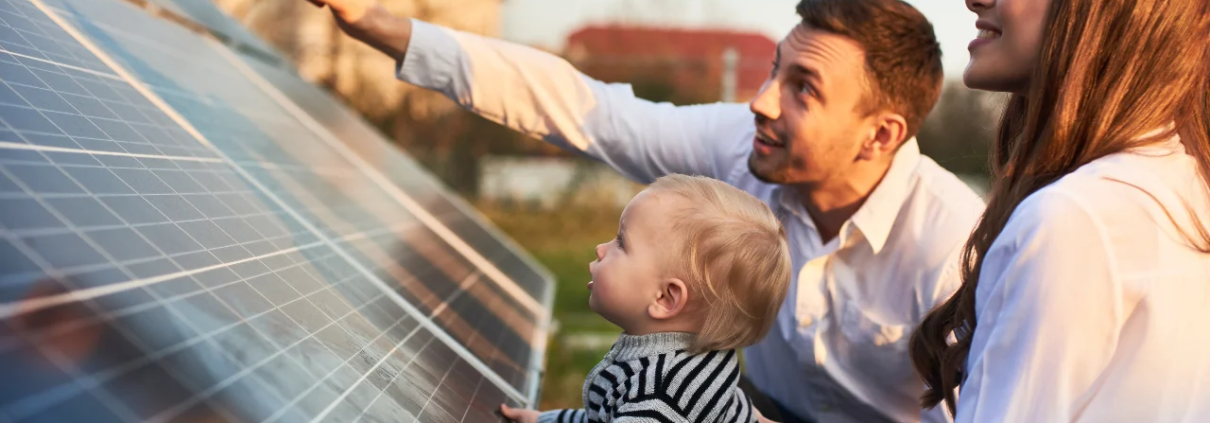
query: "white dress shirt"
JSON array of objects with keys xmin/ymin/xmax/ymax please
[
  {"xmin": 957, "ymin": 137, "xmax": 1210, "ymax": 422},
  {"xmin": 395, "ymin": 20, "xmax": 986, "ymax": 422}
]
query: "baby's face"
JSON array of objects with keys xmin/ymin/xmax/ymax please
[{"xmin": 587, "ymin": 190, "xmax": 683, "ymax": 330}]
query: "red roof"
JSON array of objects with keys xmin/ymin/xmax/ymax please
[{"xmin": 565, "ymin": 25, "xmax": 777, "ymax": 102}]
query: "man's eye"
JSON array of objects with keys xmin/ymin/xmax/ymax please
[{"xmin": 800, "ymin": 82, "xmax": 813, "ymax": 96}]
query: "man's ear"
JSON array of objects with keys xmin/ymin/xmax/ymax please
[
  {"xmin": 648, "ymin": 278, "xmax": 688, "ymax": 320},
  {"xmin": 859, "ymin": 112, "xmax": 908, "ymax": 161}
]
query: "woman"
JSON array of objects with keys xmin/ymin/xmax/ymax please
[{"xmin": 909, "ymin": 0, "xmax": 1210, "ymax": 421}]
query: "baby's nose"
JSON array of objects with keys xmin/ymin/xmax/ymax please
[{"xmin": 594, "ymin": 242, "xmax": 607, "ymax": 261}]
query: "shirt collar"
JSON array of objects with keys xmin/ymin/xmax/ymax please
[
  {"xmin": 1130, "ymin": 125, "xmax": 1184, "ymax": 156},
  {"xmin": 847, "ymin": 137, "xmax": 922, "ymax": 254}
]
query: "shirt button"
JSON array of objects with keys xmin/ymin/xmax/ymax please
[{"xmin": 799, "ymin": 316, "xmax": 813, "ymax": 327}]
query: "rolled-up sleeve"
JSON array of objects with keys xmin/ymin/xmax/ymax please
[
  {"xmin": 396, "ymin": 20, "xmax": 753, "ymax": 184},
  {"xmin": 956, "ymin": 189, "xmax": 1131, "ymax": 422}
]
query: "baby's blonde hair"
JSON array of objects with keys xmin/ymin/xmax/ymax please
[{"xmin": 647, "ymin": 174, "xmax": 792, "ymax": 353}]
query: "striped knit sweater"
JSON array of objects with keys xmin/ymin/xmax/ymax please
[{"xmin": 539, "ymin": 332, "xmax": 756, "ymax": 423}]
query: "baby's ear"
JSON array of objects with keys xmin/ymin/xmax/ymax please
[{"xmin": 648, "ymin": 278, "xmax": 688, "ymax": 320}]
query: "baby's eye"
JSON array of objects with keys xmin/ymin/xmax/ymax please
[{"xmin": 615, "ymin": 233, "xmax": 625, "ymax": 250}]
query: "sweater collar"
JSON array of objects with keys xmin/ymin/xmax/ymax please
[{"xmin": 612, "ymin": 332, "xmax": 697, "ymax": 362}]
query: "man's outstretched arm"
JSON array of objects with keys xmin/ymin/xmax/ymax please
[{"xmin": 305, "ymin": 0, "xmax": 753, "ymax": 184}]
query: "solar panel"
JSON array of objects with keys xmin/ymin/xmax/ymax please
[
  {"xmin": 140, "ymin": 0, "xmax": 286, "ymax": 65},
  {"xmin": 0, "ymin": 0, "xmax": 554, "ymax": 421},
  {"xmin": 233, "ymin": 55, "xmax": 554, "ymax": 312}
]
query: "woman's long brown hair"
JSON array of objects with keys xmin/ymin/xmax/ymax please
[{"xmin": 909, "ymin": 0, "xmax": 1210, "ymax": 415}]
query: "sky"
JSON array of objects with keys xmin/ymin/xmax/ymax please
[{"xmin": 500, "ymin": 0, "xmax": 977, "ymax": 78}]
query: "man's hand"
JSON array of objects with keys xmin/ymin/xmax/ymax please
[
  {"xmin": 302, "ymin": 0, "xmax": 412, "ymax": 61},
  {"xmin": 499, "ymin": 404, "xmax": 540, "ymax": 423},
  {"xmin": 303, "ymin": 0, "xmax": 375, "ymax": 26}
]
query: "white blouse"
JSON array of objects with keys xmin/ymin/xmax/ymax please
[{"xmin": 956, "ymin": 137, "xmax": 1210, "ymax": 422}]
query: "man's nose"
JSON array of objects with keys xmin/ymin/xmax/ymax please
[{"xmin": 750, "ymin": 79, "xmax": 781, "ymax": 121}]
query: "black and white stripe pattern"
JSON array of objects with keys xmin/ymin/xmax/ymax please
[{"xmin": 537, "ymin": 333, "xmax": 756, "ymax": 423}]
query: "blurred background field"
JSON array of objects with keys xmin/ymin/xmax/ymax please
[{"xmin": 211, "ymin": 0, "xmax": 1000, "ymax": 409}]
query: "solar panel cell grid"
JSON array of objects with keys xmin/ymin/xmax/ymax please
[
  {"xmin": 0, "ymin": 0, "xmax": 552, "ymax": 420},
  {"xmin": 334, "ymin": 228, "xmax": 536, "ymax": 352},
  {"xmin": 46, "ymin": 0, "xmax": 542, "ymax": 386},
  {"xmin": 238, "ymin": 56, "xmax": 553, "ymax": 305},
  {"xmin": 434, "ymin": 211, "xmax": 550, "ymax": 301},
  {"xmin": 2, "ymin": 242, "xmax": 524, "ymax": 422},
  {"xmin": 0, "ymin": 0, "xmax": 110, "ymax": 74}
]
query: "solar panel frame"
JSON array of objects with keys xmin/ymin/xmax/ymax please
[{"xmin": 0, "ymin": 0, "xmax": 554, "ymax": 419}]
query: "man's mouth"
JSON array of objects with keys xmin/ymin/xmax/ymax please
[{"xmin": 755, "ymin": 132, "xmax": 785, "ymax": 147}]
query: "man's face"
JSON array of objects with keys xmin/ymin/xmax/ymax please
[{"xmin": 748, "ymin": 24, "xmax": 875, "ymax": 185}]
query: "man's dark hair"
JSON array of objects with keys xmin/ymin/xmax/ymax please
[{"xmin": 797, "ymin": 0, "xmax": 943, "ymax": 139}]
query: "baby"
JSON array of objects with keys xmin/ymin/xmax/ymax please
[{"xmin": 501, "ymin": 174, "xmax": 792, "ymax": 423}]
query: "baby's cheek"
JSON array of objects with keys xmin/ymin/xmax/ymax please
[
  {"xmin": 587, "ymin": 291, "xmax": 600, "ymax": 312},
  {"xmin": 587, "ymin": 285, "xmax": 614, "ymax": 316}
]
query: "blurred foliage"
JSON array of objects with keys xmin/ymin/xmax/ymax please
[
  {"xmin": 369, "ymin": 98, "xmax": 565, "ymax": 196},
  {"xmin": 917, "ymin": 84, "xmax": 1005, "ymax": 177}
]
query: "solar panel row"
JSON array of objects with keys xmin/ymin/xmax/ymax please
[{"xmin": 0, "ymin": 0, "xmax": 555, "ymax": 421}]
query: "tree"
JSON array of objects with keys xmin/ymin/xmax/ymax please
[{"xmin": 917, "ymin": 83, "xmax": 1005, "ymax": 178}]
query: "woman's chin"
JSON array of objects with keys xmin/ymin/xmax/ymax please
[{"xmin": 964, "ymin": 63, "xmax": 1029, "ymax": 94}]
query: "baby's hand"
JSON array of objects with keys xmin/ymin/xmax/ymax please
[
  {"xmin": 499, "ymin": 404, "xmax": 540, "ymax": 423},
  {"xmin": 753, "ymin": 406, "xmax": 781, "ymax": 423}
]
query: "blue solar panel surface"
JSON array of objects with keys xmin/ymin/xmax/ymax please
[
  {"xmin": 0, "ymin": 0, "xmax": 553, "ymax": 421},
  {"xmin": 141, "ymin": 0, "xmax": 286, "ymax": 63}
]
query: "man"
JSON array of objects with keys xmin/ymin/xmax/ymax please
[{"xmin": 304, "ymin": 0, "xmax": 984, "ymax": 421}]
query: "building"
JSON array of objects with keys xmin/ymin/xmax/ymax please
[{"xmin": 565, "ymin": 25, "xmax": 777, "ymax": 103}]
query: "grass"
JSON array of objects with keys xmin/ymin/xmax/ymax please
[{"xmin": 476, "ymin": 202, "xmax": 624, "ymax": 409}]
